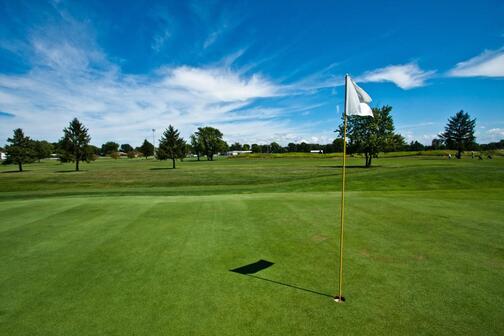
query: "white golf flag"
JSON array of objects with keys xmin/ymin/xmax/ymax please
[{"xmin": 345, "ymin": 75, "xmax": 373, "ymax": 117}]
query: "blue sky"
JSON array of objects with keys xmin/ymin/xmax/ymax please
[{"xmin": 1, "ymin": 0, "xmax": 503, "ymax": 146}]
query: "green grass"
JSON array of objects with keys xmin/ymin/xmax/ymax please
[{"xmin": 1, "ymin": 156, "xmax": 503, "ymax": 335}]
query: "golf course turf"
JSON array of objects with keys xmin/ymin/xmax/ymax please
[{"xmin": 0, "ymin": 155, "xmax": 503, "ymax": 335}]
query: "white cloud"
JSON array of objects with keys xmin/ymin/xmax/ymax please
[
  {"xmin": 487, "ymin": 128, "xmax": 504, "ymax": 138},
  {"xmin": 164, "ymin": 66, "xmax": 278, "ymax": 101},
  {"xmin": 474, "ymin": 127, "xmax": 504, "ymax": 144},
  {"xmin": 0, "ymin": 35, "xmax": 326, "ymax": 146},
  {"xmin": 358, "ymin": 63, "xmax": 435, "ymax": 89},
  {"xmin": 449, "ymin": 48, "xmax": 504, "ymax": 77},
  {"xmin": 0, "ymin": 5, "xmax": 344, "ymax": 147}
]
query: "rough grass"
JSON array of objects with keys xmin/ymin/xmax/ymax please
[{"xmin": 0, "ymin": 156, "xmax": 503, "ymax": 335}]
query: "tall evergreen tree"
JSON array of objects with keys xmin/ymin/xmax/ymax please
[
  {"xmin": 61, "ymin": 118, "xmax": 91, "ymax": 171},
  {"xmin": 3, "ymin": 128, "xmax": 34, "ymax": 172},
  {"xmin": 439, "ymin": 110, "xmax": 476, "ymax": 159},
  {"xmin": 157, "ymin": 125, "xmax": 185, "ymax": 168},
  {"xmin": 139, "ymin": 139, "xmax": 154, "ymax": 159}
]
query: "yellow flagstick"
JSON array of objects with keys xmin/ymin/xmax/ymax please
[{"xmin": 336, "ymin": 74, "xmax": 348, "ymax": 303}]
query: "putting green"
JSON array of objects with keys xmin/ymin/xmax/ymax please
[{"xmin": 1, "ymin": 186, "xmax": 503, "ymax": 335}]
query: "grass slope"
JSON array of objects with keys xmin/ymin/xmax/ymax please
[{"xmin": 0, "ymin": 156, "xmax": 503, "ymax": 335}]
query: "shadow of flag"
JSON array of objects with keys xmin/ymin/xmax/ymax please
[{"xmin": 230, "ymin": 259, "xmax": 274, "ymax": 274}]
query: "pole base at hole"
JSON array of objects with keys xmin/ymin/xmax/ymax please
[{"xmin": 334, "ymin": 295, "xmax": 346, "ymax": 302}]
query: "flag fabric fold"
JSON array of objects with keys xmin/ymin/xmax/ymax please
[{"xmin": 345, "ymin": 76, "xmax": 373, "ymax": 117}]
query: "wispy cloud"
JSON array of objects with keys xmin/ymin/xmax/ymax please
[
  {"xmin": 203, "ymin": 30, "xmax": 221, "ymax": 49},
  {"xmin": 0, "ymin": 31, "xmax": 318, "ymax": 146},
  {"xmin": 357, "ymin": 63, "xmax": 435, "ymax": 89},
  {"xmin": 151, "ymin": 29, "xmax": 171, "ymax": 52},
  {"xmin": 448, "ymin": 47, "xmax": 504, "ymax": 77}
]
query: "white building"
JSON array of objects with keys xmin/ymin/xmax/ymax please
[
  {"xmin": 310, "ymin": 150, "xmax": 323, "ymax": 154},
  {"xmin": 226, "ymin": 150, "xmax": 253, "ymax": 156},
  {"xmin": 0, "ymin": 152, "xmax": 6, "ymax": 160}
]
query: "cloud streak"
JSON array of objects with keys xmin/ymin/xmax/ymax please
[
  {"xmin": 448, "ymin": 47, "xmax": 504, "ymax": 77},
  {"xmin": 357, "ymin": 63, "xmax": 435, "ymax": 89}
]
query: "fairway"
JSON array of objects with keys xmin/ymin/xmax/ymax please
[{"xmin": 1, "ymin": 157, "xmax": 503, "ymax": 335}]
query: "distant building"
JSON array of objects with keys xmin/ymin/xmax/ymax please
[
  {"xmin": 0, "ymin": 152, "xmax": 6, "ymax": 160},
  {"xmin": 310, "ymin": 150, "xmax": 323, "ymax": 154},
  {"xmin": 225, "ymin": 150, "xmax": 253, "ymax": 156}
]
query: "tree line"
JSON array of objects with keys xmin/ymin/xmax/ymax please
[
  {"xmin": 1, "ymin": 118, "xmax": 229, "ymax": 171},
  {"xmin": 340, "ymin": 106, "xmax": 483, "ymax": 166},
  {"xmin": 1, "ymin": 108, "xmax": 500, "ymax": 171},
  {"xmin": 227, "ymin": 108, "xmax": 488, "ymax": 167}
]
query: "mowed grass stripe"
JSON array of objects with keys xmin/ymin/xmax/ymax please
[
  {"xmin": 0, "ymin": 198, "xmax": 164, "ymax": 334},
  {"xmin": 348, "ymin": 196, "xmax": 503, "ymax": 334}
]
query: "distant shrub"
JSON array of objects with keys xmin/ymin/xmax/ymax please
[{"xmin": 110, "ymin": 152, "xmax": 120, "ymax": 160}]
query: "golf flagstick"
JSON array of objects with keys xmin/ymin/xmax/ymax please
[
  {"xmin": 335, "ymin": 74, "xmax": 373, "ymax": 302},
  {"xmin": 335, "ymin": 74, "xmax": 348, "ymax": 303}
]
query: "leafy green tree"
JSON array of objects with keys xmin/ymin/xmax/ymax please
[
  {"xmin": 61, "ymin": 118, "xmax": 91, "ymax": 171},
  {"xmin": 340, "ymin": 105, "xmax": 395, "ymax": 167},
  {"xmin": 439, "ymin": 110, "xmax": 476, "ymax": 159},
  {"xmin": 120, "ymin": 144, "xmax": 133, "ymax": 153},
  {"xmin": 3, "ymin": 128, "xmax": 35, "ymax": 172},
  {"xmin": 242, "ymin": 144, "xmax": 250, "ymax": 151},
  {"xmin": 33, "ymin": 140, "xmax": 53, "ymax": 162},
  {"xmin": 297, "ymin": 142, "xmax": 309, "ymax": 152},
  {"xmin": 54, "ymin": 139, "xmax": 72, "ymax": 163},
  {"xmin": 101, "ymin": 141, "xmax": 119, "ymax": 155},
  {"xmin": 480, "ymin": 139, "xmax": 504, "ymax": 151},
  {"xmin": 86, "ymin": 145, "xmax": 99, "ymax": 161},
  {"xmin": 332, "ymin": 138, "xmax": 345, "ymax": 152},
  {"xmin": 384, "ymin": 134, "xmax": 406, "ymax": 152},
  {"xmin": 431, "ymin": 138, "xmax": 445, "ymax": 150},
  {"xmin": 230, "ymin": 142, "xmax": 242, "ymax": 151},
  {"xmin": 195, "ymin": 127, "xmax": 226, "ymax": 161},
  {"xmin": 408, "ymin": 140, "xmax": 425, "ymax": 151},
  {"xmin": 139, "ymin": 139, "xmax": 154, "ymax": 159},
  {"xmin": 251, "ymin": 144, "xmax": 260, "ymax": 153},
  {"xmin": 190, "ymin": 134, "xmax": 204, "ymax": 161},
  {"xmin": 287, "ymin": 143, "xmax": 297, "ymax": 152},
  {"xmin": 181, "ymin": 143, "xmax": 192, "ymax": 161},
  {"xmin": 270, "ymin": 142, "xmax": 282, "ymax": 153},
  {"xmin": 157, "ymin": 125, "xmax": 185, "ymax": 168}
]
